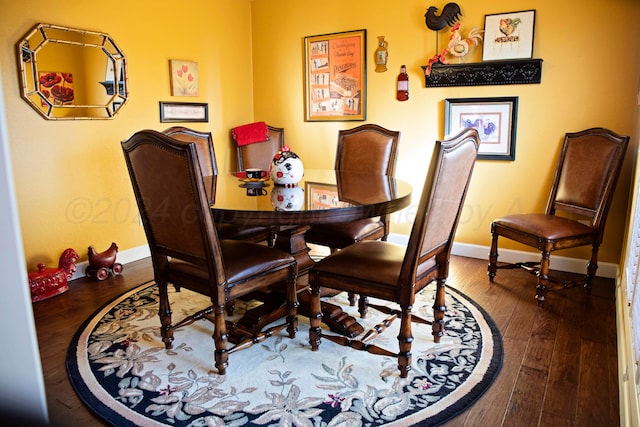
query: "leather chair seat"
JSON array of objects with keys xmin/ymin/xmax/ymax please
[
  {"xmin": 217, "ymin": 223, "xmax": 271, "ymax": 242},
  {"xmin": 494, "ymin": 213, "xmax": 595, "ymax": 241},
  {"xmin": 305, "ymin": 218, "xmax": 384, "ymax": 248},
  {"xmin": 169, "ymin": 240, "xmax": 294, "ymax": 285},
  {"xmin": 314, "ymin": 240, "xmax": 437, "ymax": 290}
]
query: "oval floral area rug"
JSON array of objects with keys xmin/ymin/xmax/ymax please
[{"xmin": 67, "ymin": 282, "xmax": 502, "ymax": 426}]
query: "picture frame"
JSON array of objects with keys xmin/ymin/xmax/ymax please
[
  {"xmin": 304, "ymin": 29, "xmax": 366, "ymax": 122},
  {"xmin": 482, "ymin": 10, "xmax": 536, "ymax": 61},
  {"xmin": 159, "ymin": 101, "xmax": 208, "ymax": 123},
  {"xmin": 38, "ymin": 71, "xmax": 74, "ymax": 106},
  {"xmin": 305, "ymin": 182, "xmax": 352, "ymax": 210},
  {"xmin": 444, "ymin": 97, "xmax": 518, "ymax": 160},
  {"xmin": 169, "ymin": 59, "xmax": 199, "ymax": 96}
]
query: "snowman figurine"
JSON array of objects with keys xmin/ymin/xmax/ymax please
[
  {"xmin": 270, "ymin": 185, "xmax": 304, "ymax": 211},
  {"xmin": 269, "ymin": 145, "xmax": 304, "ymax": 186}
]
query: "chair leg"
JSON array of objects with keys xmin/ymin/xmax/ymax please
[
  {"xmin": 309, "ymin": 275, "xmax": 323, "ymax": 351},
  {"xmin": 348, "ymin": 292, "xmax": 358, "ymax": 306},
  {"xmin": 358, "ymin": 295, "xmax": 369, "ymax": 318},
  {"xmin": 585, "ymin": 244, "xmax": 599, "ymax": 292},
  {"xmin": 536, "ymin": 251, "xmax": 551, "ymax": 305},
  {"xmin": 488, "ymin": 230, "xmax": 499, "ymax": 282},
  {"xmin": 432, "ymin": 277, "xmax": 446, "ymax": 343},
  {"xmin": 397, "ymin": 305, "xmax": 413, "ymax": 378},
  {"xmin": 213, "ymin": 304, "xmax": 229, "ymax": 375},
  {"xmin": 286, "ymin": 266, "xmax": 299, "ymax": 338},
  {"xmin": 157, "ymin": 280, "xmax": 174, "ymax": 349},
  {"xmin": 225, "ymin": 300, "xmax": 235, "ymax": 316}
]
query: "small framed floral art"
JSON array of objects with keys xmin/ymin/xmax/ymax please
[
  {"xmin": 169, "ymin": 59, "xmax": 199, "ymax": 96},
  {"xmin": 38, "ymin": 71, "xmax": 74, "ymax": 106}
]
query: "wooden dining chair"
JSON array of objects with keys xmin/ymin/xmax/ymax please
[
  {"xmin": 309, "ymin": 128, "xmax": 480, "ymax": 378},
  {"xmin": 121, "ymin": 129, "xmax": 298, "ymax": 375},
  {"xmin": 305, "ymin": 123, "xmax": 399, "ymax": 305},
  {"xmin": 488, "ymin": 127, "xmax": 629, "ymax": 304},
  {"xmin": 234, "ymin": 124, "xmax": 284, "ymax": 172},
  {"xmin": 162, "ymin": 126, "xmax": 272, "ymax": 244}
]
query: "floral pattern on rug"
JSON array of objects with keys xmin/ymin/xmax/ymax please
[{"xmin": 68, "ymin": 284, "xmax": 502, "ymax": 426}]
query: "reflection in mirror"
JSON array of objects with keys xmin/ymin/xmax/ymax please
[{"xmin": 17, "ymin": 23, "xmax": 128, "ymax": 120}]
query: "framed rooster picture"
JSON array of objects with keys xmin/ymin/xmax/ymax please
[
  {"xmin": 444, "ymin": 97, "xmax": 518, "ymax": 161},
  {"xmin": 482, "ymin": 10, "xmax": 535, "ymax": 61}
]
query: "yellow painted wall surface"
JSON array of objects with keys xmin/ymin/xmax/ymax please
[
  {"xmin": 0, "ymin": 0, "xmax": 255, "ymax": 267},
  {"xmin": 251, "ymin": 0, "xmax": 640, "ymax": 264},
  {"xmin": 0, "ymin": 0, "xmax": 638, "ymax": 269}
]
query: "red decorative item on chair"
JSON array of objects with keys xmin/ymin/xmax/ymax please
[
  {"xmin": 28, "ymin": 248, "xmax": 79, "ymax": 303},
  {"xmin": 231, "ymin": 122, "xmax": 269, "ymax": 146},
  {"xmin": 86, "ymin": 242, "xmax": 123, "ymax": 281}
]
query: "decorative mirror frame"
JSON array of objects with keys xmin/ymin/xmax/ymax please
[{"xmin": 17, "ymin": 23, "xmax": 128, "ymax": 120}]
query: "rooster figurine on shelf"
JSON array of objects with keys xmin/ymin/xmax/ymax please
[
  {"xmin": 424, "ymin": 2, "xmax": 462, "ymax": 32},
  {"xmin": 424, "ymin": 2, "xmax": 463, "ymax": 75},
  {"xmin": 425, "ymin": 3, "xmax": 462, "ymax": 50},
  {"xmin": 446, "ymin": 23, "xmax": 483, "ymax": 59},
  {"xmin": 86, "ymin": 242, "xmax": 123, "ymax": 281}
]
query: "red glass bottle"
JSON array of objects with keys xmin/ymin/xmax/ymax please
[{"xmin": 397, "ymin": 65, "xmax": 409, "ymax": 101}]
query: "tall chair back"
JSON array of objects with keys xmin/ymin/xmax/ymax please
[
  {"xmin": 162, "ymin": 126, "xmax": 217, "ymax": 176},
  {"xmin": 335, "ymin": 123, "xmax": 399, "ymax": 175},
  {"xmin": 123, "ymin": 130, "xmax": 220, "ymax": 276},
  {"xmin": 401, "ymin": 128, "xmax": 480, "ymax": 287},
  {"xmin": 162, "ymin": 126, "xmax": 217, "ymax": 203},
  {"xmin": 547, "ymin": 128, "xmax": 628, "ymax": 241}
]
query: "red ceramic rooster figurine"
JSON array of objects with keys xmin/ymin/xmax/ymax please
[
  {"xmin": 86, "ymin": 242, "xmax": 123, "ymax": 281},
  {"xmin": 28, "ymin": 248, "xmax": 79, "ymax": 303}
]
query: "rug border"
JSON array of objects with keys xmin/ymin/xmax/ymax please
[
  {"xmin": 66, "ymin": 282, "xmax": 503, "ymax": 427},
  {"xmin": 66, "ymin": 281, "xmax": 157, "ymax": 427},
  {"xmin": 415, "ymin": 286, "xmax": 504, "ymax": 426}
]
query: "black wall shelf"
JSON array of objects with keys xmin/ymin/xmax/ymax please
[{"xmin": 421, "ymin": 58, "xmax": 543, "ymax": 87}]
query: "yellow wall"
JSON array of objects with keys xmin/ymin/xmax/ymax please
[
  {"xmin": 251, "ymin": 0, "xmax": 640, "ymax": 264},
  {"xmin": 0, "ymin": 0, "xmax": 255, "ymax": 267},
  {"xmin": 0, "ymin": 0, "xmax": 638, "ymax": 268}
]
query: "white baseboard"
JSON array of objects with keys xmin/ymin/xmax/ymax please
[
  {"xmin": 70, "ymin": 236, "xmax": 619, "ymax": 281},
  {"xmin": 387, "ymin": 233, "xmax": 619, "ymax": 279},
  {"xmin": 69, "ymin": 244, "xmax": 150, "ymax": 282}
]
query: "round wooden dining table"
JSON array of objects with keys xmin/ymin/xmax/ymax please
[{"xmin": 209, "ymin": 169, "xmax": 413, "ymax": 340}]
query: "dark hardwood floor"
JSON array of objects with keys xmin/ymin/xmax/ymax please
[{"xmin": 32, "ymin": 255, "xmax": 619, "ymax": 427}]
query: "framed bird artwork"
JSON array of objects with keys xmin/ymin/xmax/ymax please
[{"xmin": 482, "ymin": 10, "xmax": 536, "ymax": 61}]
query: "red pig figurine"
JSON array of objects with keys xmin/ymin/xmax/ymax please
[{"xmin": 28, "ymin": 248, "xmax": 79, "ymax": 303}]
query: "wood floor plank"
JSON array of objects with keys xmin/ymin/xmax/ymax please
[
  {"xmin": 501, "ymin": 293, "xmax": 537, "ymax": 342},
  {"xmin": 576, "ymin": 339, "xmax": 616, "ymax": 426},
  {"xmin": 522, "ymin": 308, "xmax": 558, "ymax": 372},
  {"xmin": 503, "ymin": 365, "xmax": 548, "ymax": 426},
  {"xmin": 542, "ymin": 312, "xmax": 581, "ymax": 419}
]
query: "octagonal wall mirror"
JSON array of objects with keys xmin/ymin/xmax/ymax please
[{"xmin": 17, "ymin": 23, "xmax": 128, "ymax": 120}]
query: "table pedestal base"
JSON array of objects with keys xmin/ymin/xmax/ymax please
[{"xmin": 228, "ymin": 225, "xmax": 364, "ymax": 343}]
